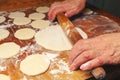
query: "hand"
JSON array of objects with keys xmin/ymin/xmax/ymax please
[
  {"xmin": 69, "ymin": 33, "xmax": 120, "ymax": 70},
  {"xmin": 48, "ymin": 0, "xmax": 86, "ymax": 21}
]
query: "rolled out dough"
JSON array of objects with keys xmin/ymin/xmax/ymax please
[
  {"xmin": 0, "ymin": 42, "xmax": 20, "ymax": 59},
  {"xmin": 8, "ymin": 11, "xmax": 25, "ymax": 19},
  {"xmin": 0, "ymin": 74, "xmax": 10, "ymax": 80},
  {"xmin": 36, "ymin": 6, "xmax": 49, "ymax": 13},
  {"xmin": 20, "ymin": 54, "xmax": 50, "ymax": 76},
  {"xmin": 0, "ymin": 29, "xmax": 9, "ymax": 40},
  {"xmin": 0, "ymin": 16, "xmax": 6, "ymax": 23},
  {"xmin": 35, "ymin": 25, "xmax": 72, "ymax": 51},
  {"xmin": 14, "ymin": 28, "xmax": 35, "ymax": 40},
  {"xmin": 13, "ymin": 17, "xmax": 31, "ymax": 25},
  {"xmin": 75, "ymin": 27, "xmax": 88, "ymax": 39},
  {"xmin": 31, "ymin": 20, "xmax": 50, "ymax": 29},
  {"xmin": 29, "ymin": 12, "xmax": 45, "ymax": 20}
]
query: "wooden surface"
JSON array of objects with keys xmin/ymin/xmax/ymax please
[
  {"xmin": 0, "ymin": 0, "xmax": 120, "ymax": 80},
  {"xmin": 0, "ymin": 0, "xmax": 92, "ymax": 80},
  {"xmin": 0, "ymin": 0, "xmax": 62, "ymax": 11}
]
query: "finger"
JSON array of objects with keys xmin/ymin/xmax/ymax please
[
  {"xmin": 70, "ymin": 50, "xmax": 95, "ymax": 70},
  {"xmin": 48, "ymin": 7, "xmax": 66, "ymax": 21},
  {"xmin": 65, "ymin": 1, "xmax": 86, "ymax": 17},
  {"xmin": 65, "ymin": 8, "xmax": 79, "ymax": 17},
  {"xmin": 80, "ymin": 56, "xmax": 106, "ymax": 70},
  {"xmin": 69, "ymin": 40, "xmax": 91, "ymax": 64},
  {"xmin": 48, "ymin": 2, "xmax": 65, "ymax": 21},
  {"xmin": 65, "ymin": 6, "xmax": 84, "ymax": 17}
]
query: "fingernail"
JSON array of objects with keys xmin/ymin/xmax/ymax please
[
  {"xmin": 80, "ymin": 63, "xmax": 89, "ymax": 70},
  {"xmin": 48, "ymin": 17, "xmax": 52, "ymax": 21},
  {"xmin": 65, "ymin": 13, "xmax": 69, "ymax": 17},
  {"xmin": 70, "ymin": 64, "xmax": 76, "ymax": 70}
]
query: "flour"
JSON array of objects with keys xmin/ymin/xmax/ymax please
[
  {"xmin": 50, "ymin": 59, "xmax": 73, "ymax": 75},
  {"xmin": 43, "ymin": 52, "xmax": 60, "ymax": 61},
  {"xmin": 0, "ymin": 66, "xmax": 6, "ymax": 71},
  {"xmin": 42, "ymin": 52, "xmax": 73, "ymax": 75}
]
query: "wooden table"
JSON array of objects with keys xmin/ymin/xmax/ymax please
[{"xmin": 0, "ymin": 0, "xmax": 120, "ymax": 80}]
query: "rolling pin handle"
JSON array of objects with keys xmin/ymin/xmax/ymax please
[{"xmin": 91, "ymin": 67, "xmax": 106, "ymax": 80}]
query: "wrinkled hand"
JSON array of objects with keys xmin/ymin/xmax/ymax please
[
  {"xmin": 48, "ymin": 0, "xmax": 86, "ymax": 21},
  {"xmin": 69, "ymin": 33, "xmax": 120, "ymax": 71}
]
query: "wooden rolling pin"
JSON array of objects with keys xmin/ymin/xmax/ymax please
[{"xmin": 57, "ymin": 13, "xmax": 106, "ymax": 80}]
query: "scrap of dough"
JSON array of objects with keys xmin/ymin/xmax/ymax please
[
  {"xmin": 8, "ymin": 11, "xmax": 25, "ymax": 19},
  {"xmin": 75, "ymin": 27, "xmax": 88, "ymax": 39},
  {"xmin": 13, "ymin": 17, "xmax": 31, "ymax": 25},
  {"xmin": 0, "ymin": 16, "xmax": 6, "ymax": 23},
  {"xmin": 0, "ymin": 74, "xmax": 10, "ymax": 80},
  {"xmin": 0, "ymin": 29, "xmax": 9, "ymax": 40},
  {"xmin": 31, "ymin": 20, "xmax": 50, "ymax": 29},
  {"xmin": 36, "ymin": 6, "xmax": 49, "ymax": 13},
  {"xmin": 0, "ymin": 42, "xmax": 20, "ymax": 59},
  {"xmin": 20, "ymin": 54, "xmax": 50, "ymax": 76},
  {"xmin": 35, "ymin": 25, "xmax": 72, "ymax": 51},
  {"xmin": 29, "ymin": 12, "xmax": 45, "ymax": 20},
  {"xmin": 14, "ymin": 28, "xmax": 35, "ymax": 40}
]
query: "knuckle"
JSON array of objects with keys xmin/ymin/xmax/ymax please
[
  {"xmin": 83, "ymin": 53, "xmax": 91, "ymax": 59},
  {"xmin": 96, "ymin": 58, "xmax": 104, "ymax": 65}
]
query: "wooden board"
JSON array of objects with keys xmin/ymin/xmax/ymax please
[
  {"xmin": 0, "ymin": 3, "xmax": 120, "ymax": 80},
  {"xmin": 0, "ymin": 6, "xmax": 92, "ymax": 80}
]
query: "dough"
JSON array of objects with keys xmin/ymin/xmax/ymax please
[
  {"xmin": 75, "ymin": 27, "xmax": 88, "ymax": 39},
  {"xmin": 35, "ymin": 25, "xmax": 72, "ymax": 51},
  {"xmin": 14, "ymin": 28, "xmax": 35, "ymax": 40},
  {"xmin": 31, "ymin": 20, "xmax": 50, "ymax": 29},
  {"xmin": 13, "ymin": 17, "xmax": 31, "ymax": 25},
  {"xmin": 0, "ymin": 16, "xmax": 6, "ymax": 23},
  {"xmin": 0, "ymin": 42, "xmax": 20, "ymax": 59},
  {"xmin": 0, "ymin": 74, "xmax": 10, "ymax": 80},
  {"xmin": 36, "ymin": 6, "xmax": 49, "ymax": 13},
  {"xmin": 0, "ymin": 29, "xmax": 9, "ymax": 40},
  {"xmin": 8, "ymin": 11, "xmax": 25, "ymax": 19},
  {"xmin": 29, "ymin": 12, "xmax": 45, "ymax": 20},
  {"xmin": 20, "ymin": 54, "xmax": 50, "ymax": 76}
]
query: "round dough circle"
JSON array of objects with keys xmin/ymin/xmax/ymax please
[
  {"xmin": 8, "ymin": 11, "xmax": 25, "ymax": 19},
  {"xmin": 35, "ymin": 25, "xmax": 72, "ymax": 51},
  {"xmin": 14, "ymin": 28, "xmax": 35, "ymax": 40},
  {"xmin": 20, "ymin": 54, "xmax": 50, "ymax": 76},
  {"xmin": 0, "ymin": 42, "xmax": 20, "ymax": 59},
  {"xmin": 0, "ymin": 16, "xmax": 6, "ymax": 23},
  {"xmin": 0, "ymin": 29, "xmax": 9, "ymax": 40},
  {"xmin": 36, "ymin": 6, "xmax": 49, "ymax": 13},
  {"xmin": 0, "ymin": 74, "xmax": 10, "ymax": 80},
  {"xmin": 13, "ymin": 17, "xmax": 31, "ymax": 25},
  {"xmin": 29, "ymin": 12, "xmax": 45, "ymax": 20},
  {"xmin": 31, "ymin": 20, "xmax": 50, "ymax": 29}
]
